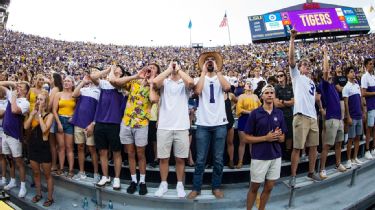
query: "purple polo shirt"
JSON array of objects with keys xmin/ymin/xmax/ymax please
[
  {"xmin": 321, "ymin": 80, "xmax": 341, "ymax": 120},
  {"xmin": 71, "ymin": 86, "xmax": 100, "ymax": 128},
  {"xmin": 244, "ymin": 106, "xmax": 287, "ymax": 160},
  {"xmin": 94, "ymin": 80, "xmax": 125, "ymax": 124}
]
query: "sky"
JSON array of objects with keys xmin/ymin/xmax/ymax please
[{"xmin": 5, "ymin": 0, "xmax": 375, "ymax": 47}]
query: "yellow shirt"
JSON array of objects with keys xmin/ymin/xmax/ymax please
[
  {"xmin": 150, "ymin": 103, "xmax": 158, "ymax": 121},
  {"xmin": 29, "ymin": 90, "xmax": 37, "ymax": 112},
  {"xmin": 123, "ymin": 80, "xmax": 151, "ymax": 128},
  {"xmin": 236, "ymin": 94, "xmax": 261, "ymax": 117},
  {"xmin": 58, "ymin": 98, "xmax": 76, "ymax": 116}
]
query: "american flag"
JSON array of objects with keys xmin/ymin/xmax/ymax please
[{"xmin": 219, "ymin": 13, "xmax": 228, "ymax": 27}]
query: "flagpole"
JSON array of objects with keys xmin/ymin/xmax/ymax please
[
  {"xmin": 226, "ymin": 11, "xmax": 232, "ymax": 46},
  {"xmin": 190, "ymin": 27, "xmax": 192, "ymax": 48}
]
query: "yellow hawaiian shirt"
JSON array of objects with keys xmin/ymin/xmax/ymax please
[{"xmin": 123, "ymin": 80, "xmax": 151, "ymax": 128}]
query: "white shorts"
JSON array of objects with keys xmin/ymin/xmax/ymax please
[
  {"xmin": 2, "ymin": 134, "xmax": 22, "ymax": 158},
  {"xmin": 0, "ymin": 131, "xmax": 4, "ymax": 154},
  {"xmin": 250, "ymin": 158, "xmax": 281, "ymax": 183},
  {"xmin": 156, "ymin": 129, "xmax": 189, "ymax": 159}
]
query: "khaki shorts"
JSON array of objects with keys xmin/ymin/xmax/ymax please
[
  {"xmin": 157, "ymin": 129, "xmax": 189, "ymax": 159},
  {"xmin": 250, "ymin": 158, "xmax": 281, "ymax": 183},
  {"xmin": 324, "ymin": 119, "xmax": 344, "ymax": 146},
  {"xmin": 293, "ymin": 114, "xmax": 319, "ymax": 149},
  {"xmin": 2, "ymin": 134, "xmax": 22, "ymax": 158},
  {"xmin": 74, "ymin": 126, "xmax": 95, "ymax": 146}
]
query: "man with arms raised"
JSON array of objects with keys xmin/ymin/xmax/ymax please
[{"xmin": 288, "ymin": 29, "xmax": 321, "ymax": 187}]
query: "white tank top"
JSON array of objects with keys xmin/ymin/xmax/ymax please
[{"xmin": 196, "ymin": 75, "xmax": 228, "ymax": 126}]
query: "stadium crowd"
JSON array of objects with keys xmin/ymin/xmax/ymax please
[{"xmin": 0, "ymin": 29, "xmax": 374, "ymax": 209}]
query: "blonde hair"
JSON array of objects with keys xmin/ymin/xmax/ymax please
[{"xmin": 38, "ymin": 90, "xmax": 50, "ymax": 112}]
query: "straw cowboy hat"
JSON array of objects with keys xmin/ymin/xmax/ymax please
[{"xmin": 198, "ymin": 52, "xmax": 223, "ymax": 72}]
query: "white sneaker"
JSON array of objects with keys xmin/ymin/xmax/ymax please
[
  {"xmin": 365, "ymin": 151, "xmax": 373, "ymax": 160},
  {"xmin": 336, "ymin": 164, "xmax": 347, "ymax": 172},
  {"xmin": 353, "ymin": 158, "xmax": 364, "ymax": 165},
  {"xmin": 345, "ymin": 160, "xmax": 352, "ymax": 169},
  {"xmin": 4, "ymin": 181, "xmax": 17, "ymax": 190},
  {"xmin": 0, "ymin": 177, "xmax": 6, "ymax": 187},
  {"xmin": 319, "ymin": 170, "xmax": 328, "ymax": 180},
  {"xmin": 73, "ymin": 171, "xmax": 87, "ymax": 180},
  {"xmin": 113, "ymin": 178, "xmax": 121, "ymax": 190},
  {"xmin": 18, "ymin": 186, "xmax": 27, "ymax": 198},
  {"xmin": 176, "ymin": 183, "xmax": 186, "ymax": 198},
  {"xmin": 93, "ymin": 173, "xmax": 101, "ymax": 183},
  {"xmin": 96, "ymin": 176, "xmax": 111, "ymax": 187},
  {"xmin": 154, "ymin": 182, "xmax": 168, "ymax": 197},
  {"xmin": 371, "ymin": 149, "xmax": 375, "ymax": 157}
]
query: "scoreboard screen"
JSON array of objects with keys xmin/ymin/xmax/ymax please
[{"xmin": 248, "ymin": 7, "xmax": 370, "ymax": 41}]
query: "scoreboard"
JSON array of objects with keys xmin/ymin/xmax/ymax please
[{"xmin": 248, "ymin": 7, "xmax": 370, "ymax": 42}]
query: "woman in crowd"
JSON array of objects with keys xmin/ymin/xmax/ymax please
[
  {"xmin": 24, "ymin": 91, "xmax": 54, "ymax": 207},
  {"xmin": 48, "ymin": 73, "xmax": 63, "ymax": 173},
  {"xmin": 28, "ymin": 74, "xmax": 45, "ymax": 112},
  {"xmin": 53, "ymin": 76, "xmax": 76, "ymax": 177},
  {"xmin": 236, "ymin": 83, "xmax": 261, "ymax": 169},
  {"xmin": 224, "ymin": 90, "xmax": 237, "ymax": 169}
]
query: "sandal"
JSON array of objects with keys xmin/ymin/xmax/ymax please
[
  {"xmin": 32, "ymin": 194, "xmax": 43, "ymax": 203},
  {"xmin": 67, "ymin": 171, "xmax": 74, "ymax": 179},
  {"xmin": 54, "ymin": 169, "xmax": 63, "ymax": 176},
  {"xmin": 43, "ymin": 199, "xmax": 54, "ymax": 207}
]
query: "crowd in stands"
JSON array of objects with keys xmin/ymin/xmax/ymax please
[{"xmin": 0, "ymin": 29, "xmax": 374, "ymax": 209}]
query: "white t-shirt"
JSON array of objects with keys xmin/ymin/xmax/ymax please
[
  {"xmin": 196, "ymin": 75, "xmax": 228, "ymax": 126},
  {"xmin": 249, "ymin": 77, "xmax": 266, "ymax": 91},
  {"xmin": 290, "ymin": 66, "xmax": 317, "ymax": 119},
  {"xmin": 225, "ymin": 76, "xmax": 238, "ymax": 87},
  {"xmin": 158, "ymin": 78, "xmax": 190, "ymax": 130},
  {"xmin": 6, "ymin": 90, "xmax": 29, "ymax": 115}
]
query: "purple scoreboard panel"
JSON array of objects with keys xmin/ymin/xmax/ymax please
[{"xmin": 248, "ymin": 7, "xmax": 370, "ymax": 42}]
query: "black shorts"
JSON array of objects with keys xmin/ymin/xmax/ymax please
[
  {"xmin": 94, "ymin": 122, "xmax": 122, "ymax": 152},
  {"xmin": 148, "ymin": 121, "xmax": 157, "ymax": 142}
]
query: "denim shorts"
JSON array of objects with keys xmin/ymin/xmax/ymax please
[
  {"xmin": 56, "ymin": 115, "xmax": 74, "ymax": 135},
  {"xmin": 367, "ymin": 110, "xmax": 375, "ymax": 127},
  {"xmin": 348, "ymin": 119, "xmax": 363, "ymax": 139}
]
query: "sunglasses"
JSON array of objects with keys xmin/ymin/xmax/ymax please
[{"xmin": 276, "ymin": 74, "xmax": 284, "ymax": 78}]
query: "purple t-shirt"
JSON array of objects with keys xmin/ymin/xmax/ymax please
[
  {"xmin": 94, "ymin": 80, "xmax": 125, "ymax": 124},
  {"xmin": 321, "ymin": 80, "xmax": 341, "ymax": 120},
  {"xmin": 343, "ymin": 81, "xmax": 362, "ymax": 120},
  {"xmin": 244, "ymin": 106, "xmax": 287, "ymax": 160},
  {"xmin": 71, "ymin": 86, "xmax": 100, "ymax": 128}
]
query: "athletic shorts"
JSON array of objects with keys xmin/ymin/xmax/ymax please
[
  {"xmin": 293, "ymin": 114, "xmax": 319, "ymax": 149},
  {"xmin": 2, "ymin": 134, "xmax": 22, "ymax": 158},
  {"xmin": 157, "ymin": 129, "xmax": 189, "ymax": 159},
  {"xmin": 147, "ymin": 121, "xmax": 157, "ymax": 142},
  {"xmin": 367, "ymin": 110, "xmax": 375, "ymax": 127},
  {"xmin": 74, "ymin": 126, "xmax": 95, "ymax": 146},
  {"xmin": 250, "ymin": 158, "xmax": 281, "ymax": 183},
  {"xmin": 323, "ymin": 119, "xmax": 344, "ymax": 145},
  {"xmin": 119, "ymin": 123, "xmax": 148, "ymax": 147},
  {"xmin": 348, "ymin": 119, "xmax": 363, "ymax": 139},
  {"xmin": 94, "ymin": 123, "xmax": 121, "ymax": 151}
]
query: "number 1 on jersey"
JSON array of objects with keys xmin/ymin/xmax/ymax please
[{"xmin": 209, "ymin": 84, "xmax": 215, "ymax": 103}]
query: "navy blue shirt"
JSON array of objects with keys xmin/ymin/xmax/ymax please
[
  {"xmin": 244, "ymin": 106, "xmax": 287, "ymax": 160},
  {"xmin": 321, "ymin": 80, "xmax": 341, "ymax": 120}
]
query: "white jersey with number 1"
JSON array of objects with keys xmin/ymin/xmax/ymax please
[
  {"xmin": 290, "ymin": 66, "xmax": 317, "ymax": 119},
  {"xmin": 195, "ymin": 75, "xmax": 228, "ymax": 126}
]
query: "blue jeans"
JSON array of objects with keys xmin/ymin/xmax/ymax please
[{"xmin": 193, "ymin": 125, "xmax": 227, "ymax": 192}]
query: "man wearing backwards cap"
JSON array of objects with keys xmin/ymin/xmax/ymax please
[
  {"xmin": 243, "ymin": 84, "xmax": 286, "ymax": 210},
  {"xmin": 187, "ymin": 52, "xmax": 231, "ymax": 199}
]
